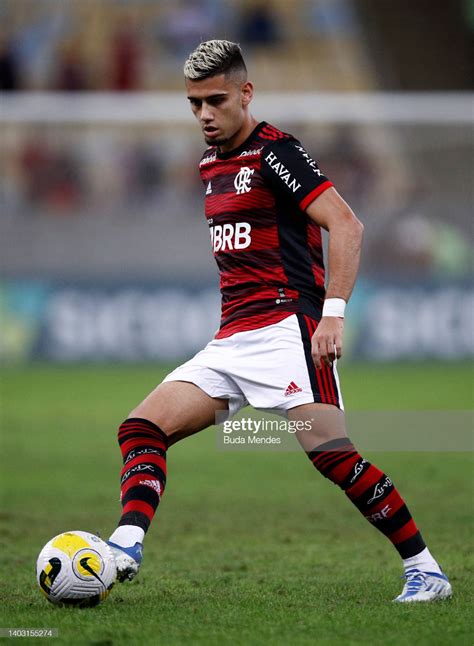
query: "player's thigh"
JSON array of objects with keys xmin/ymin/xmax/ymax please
[
  {"xmin": 288, "ymin": 402, "xmax": 347, "ymax": 451},
  {"xmin": 129, "ymin": 380, "xmax": 228, "ymax": 445}
]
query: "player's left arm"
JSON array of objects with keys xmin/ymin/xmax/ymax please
[
  {"xmin": 260, "ymin": 138, "xmax": 363, "ymax": 368},
  {"xmin": 305, "ymin": 187, "xmax": 364, "ymax": 368}
]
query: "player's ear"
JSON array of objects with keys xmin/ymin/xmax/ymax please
[{"xmin": 241, "ymin": 81, "xmax": 254, "ymax": 107}]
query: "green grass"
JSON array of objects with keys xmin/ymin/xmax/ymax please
[{"xmin": 0, "ymin": 362, "xmax": 473, "ymax": 645}]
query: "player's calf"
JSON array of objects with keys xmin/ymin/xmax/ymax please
[
  {"xmin": 307, "ymin": 437, "xmax": 451, "ymax": 600},
  {"xmin": 308, "ymin": 437, "xmax": 426, "ymax": 556},
  {"xmin": 108, "ymin": 417, "xmax": 168, "ymax": 581},
  {"xmin": 108, "ymin": 382, "xmax": 227, "ymax": 581}
]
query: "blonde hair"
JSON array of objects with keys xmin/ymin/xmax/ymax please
[{"xmin": 184, "ymin": 40, "xmax": 247, "ymax": 80}]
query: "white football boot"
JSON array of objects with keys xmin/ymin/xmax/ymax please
[
  {"xmin": 107, "ymin": 541, "xmax": 143, "ymax": 582},
  {"xmin": 393, "ymin": 568, "xmax": 452, "ymax": 602}
]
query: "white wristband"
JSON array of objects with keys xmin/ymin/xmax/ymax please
[{"xmin": 322, "ymin": 298, "xmax": 346, "ymax": 318}]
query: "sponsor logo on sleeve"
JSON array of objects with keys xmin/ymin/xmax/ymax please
[
  {"xmin": 294, "ymin": 144, "xmax": 323, "ymax": 176},
  {"xmin": 264, "ymin": 151, "xmax": 302, "ymax": 193}
]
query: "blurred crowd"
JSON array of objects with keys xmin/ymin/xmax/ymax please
[
  {"xmin": 0, "ymin": 0, "xmax": 364, "ymax": 92},
  {"xmin": 2, "ymin": 121, "xmax": 471, "ymax": 278},
  {"xmin": 0, "ymin": 0, "xmax": 471, "ymax": 279}
]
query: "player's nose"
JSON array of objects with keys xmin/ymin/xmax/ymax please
[{"xmin": 200, "ymin": 103, "xmax": 213, "ymax": 122}]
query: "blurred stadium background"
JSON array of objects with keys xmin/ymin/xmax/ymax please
[{"xmin": 0, "ymin": 0, "xmax": 472, "ymax": 365}]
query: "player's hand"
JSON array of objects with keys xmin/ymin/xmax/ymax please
[{"xmin": 311, "ymin": 317, "xmax": 344, "ymax": 369}]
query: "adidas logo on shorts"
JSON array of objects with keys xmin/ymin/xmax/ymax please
[{"xmin": 284, "ymin": 381, "xmax": 303, "ymax": 396}]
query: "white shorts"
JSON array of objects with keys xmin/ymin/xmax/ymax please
[{"xmin": 163, "ymin": 313, "xmax": 344, "ymax": 417}]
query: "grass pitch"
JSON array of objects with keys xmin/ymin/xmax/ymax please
[{"xmin": 1, "ymin": 362, "xmax": 473, "ymax": 645}]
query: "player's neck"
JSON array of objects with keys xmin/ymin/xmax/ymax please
[{"xmin": 218, "ymin": 116, "xmax": 259, "ymax": 154}]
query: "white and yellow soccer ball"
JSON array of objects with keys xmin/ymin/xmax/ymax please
[{"xmin": 36, "ymin": 531, "xmax": 117, "ymax": 607}]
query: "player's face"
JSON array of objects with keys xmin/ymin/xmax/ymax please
[{"xmin": 186, "ymin": 74, "xmax": 253, "ymax": 151}]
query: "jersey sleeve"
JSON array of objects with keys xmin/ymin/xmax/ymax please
[{"xmin": 260, "ymin": 138, "xmax": 333, "ymax": 211}]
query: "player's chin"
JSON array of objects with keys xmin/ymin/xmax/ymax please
[{"xmin": 204, "ymin": 135, "xmax": 228, "ymax": 147}]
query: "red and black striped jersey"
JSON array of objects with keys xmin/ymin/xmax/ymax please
[{"xmin": 199, "ymin": 121, "xmax": 333, "ymax": 339}]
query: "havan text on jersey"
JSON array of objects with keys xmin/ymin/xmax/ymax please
[
  {"xmin": 264, "ymin": 151, "xmax": 301, "ymax": 193},
  {"xmin": 199, "ymin": 121, "xmax": 333, "ymax": 339}
]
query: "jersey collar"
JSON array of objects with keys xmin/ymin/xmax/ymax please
[{"xmin": 216, "ymin": 121, "xmax": 267, "ymax": 160}]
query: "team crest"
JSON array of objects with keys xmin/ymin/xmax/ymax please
[{"xmin": 234, "ymin": 167, "xmax": 254, "ymax": 195}]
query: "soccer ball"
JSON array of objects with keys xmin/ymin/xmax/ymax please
[{"xmin": 36, "ymin": 531, "xmax": 117, "ymax": 607}]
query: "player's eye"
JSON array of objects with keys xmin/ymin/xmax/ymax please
[{"xmin": 189, "ymin": 99, "xmax": 201, "ymax": 108}]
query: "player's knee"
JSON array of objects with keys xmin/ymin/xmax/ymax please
[
  {"xmin": 124, "ymin": 405, "xmax": 179, "ymax": 441},
  {"xmin": 126, "ymin": 407, "xmax": 168, "ymax": 434}
]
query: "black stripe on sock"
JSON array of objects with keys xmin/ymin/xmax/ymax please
[
  {"xmin": 120, "ymin": 463, "xmax": 166, "ymax": 486},
  {"xmin": 367, "ymin": 504, "xmax": 412, "ymax": 536},
  {"xmin": 124, "ymin": 445, "xmax": 166, "ymax": 464},
  {"xmin": 118, "ymin": 511, "xmax": 150, "ymax": 533},
  {"xmin": 353, "ymin": 475, "xmax": 394, "ymax": 509},
  {"xmin": 340, "ymin": 458, "xmax": 371, "ymax": 490},
  {"xmin": 122, "ymin": 485, "xmax": 160, "ymax": 510},
  {"xmin": 395, "ymin": 531, "xmax": 426, "ymax": 559}
]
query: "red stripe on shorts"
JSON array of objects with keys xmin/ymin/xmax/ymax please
[{"xmin": 304, "ymin": 315, "xmax": 326, "ymax": 403}]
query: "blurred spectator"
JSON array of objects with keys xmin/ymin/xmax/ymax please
[
  {"xmin": 53, "ymin": 41, "xmax": 89, "ymax": 91},
  {"xmin": 238, "ymin": 1, "xmax": 281, "ymax": 46},
  {"xmin": 17, "ymin": 135, "xmax": 84, "ymax": 214},
  {"xmin": 109, "ymin": 23, "xmax": 142, "ymax": 90},
  {"xmin": 45, "ymin": 148, "xmax": 84, "ymax": 212},
  {"xmin": 432, "ymin": 222, "xmax": 471, "ymax": 277},
  {"xmin": 367, "ymin": 209, "xmax": 470, "ymax": 278},
  {"xmin": 160, "ymin": 0, "xmax": 214, "ymax": 59},
  {"xmin": 17, "ymin": 135, "xmax": 52, "ymax": 205},
  {"xmin": 318, "ymin": 127, "xmax": 376, "ymax": 212},
  {"xmin": 391, "ymin": 213, "xmax": 436, "ymax": 273},
  {"xmin": 304, "ymin": 0, "xmax": 358, "ymax": 36},
  {"xmin": 123, "ymin": 143, "xmax": 163, "ymax": 206},
  {"xmin": 10, "ymin": 7, "xmax": 71, "ymax": 90},
  {"xmin": 0, "ymin": 35, "xmax": 21, "ymax": 90}
]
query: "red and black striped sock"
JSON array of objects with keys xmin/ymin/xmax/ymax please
[
  {"xmin": 117, "ymin": 418, "xmax": 168, "ymax": 533},
  {"xmin": 308, "ymin": 437, "xmax": 426, "ymax": 558}
]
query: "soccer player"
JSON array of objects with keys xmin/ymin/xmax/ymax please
[{"xmin": 107, "ymin": 40, "xmax": 451, "ymax": 602}]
